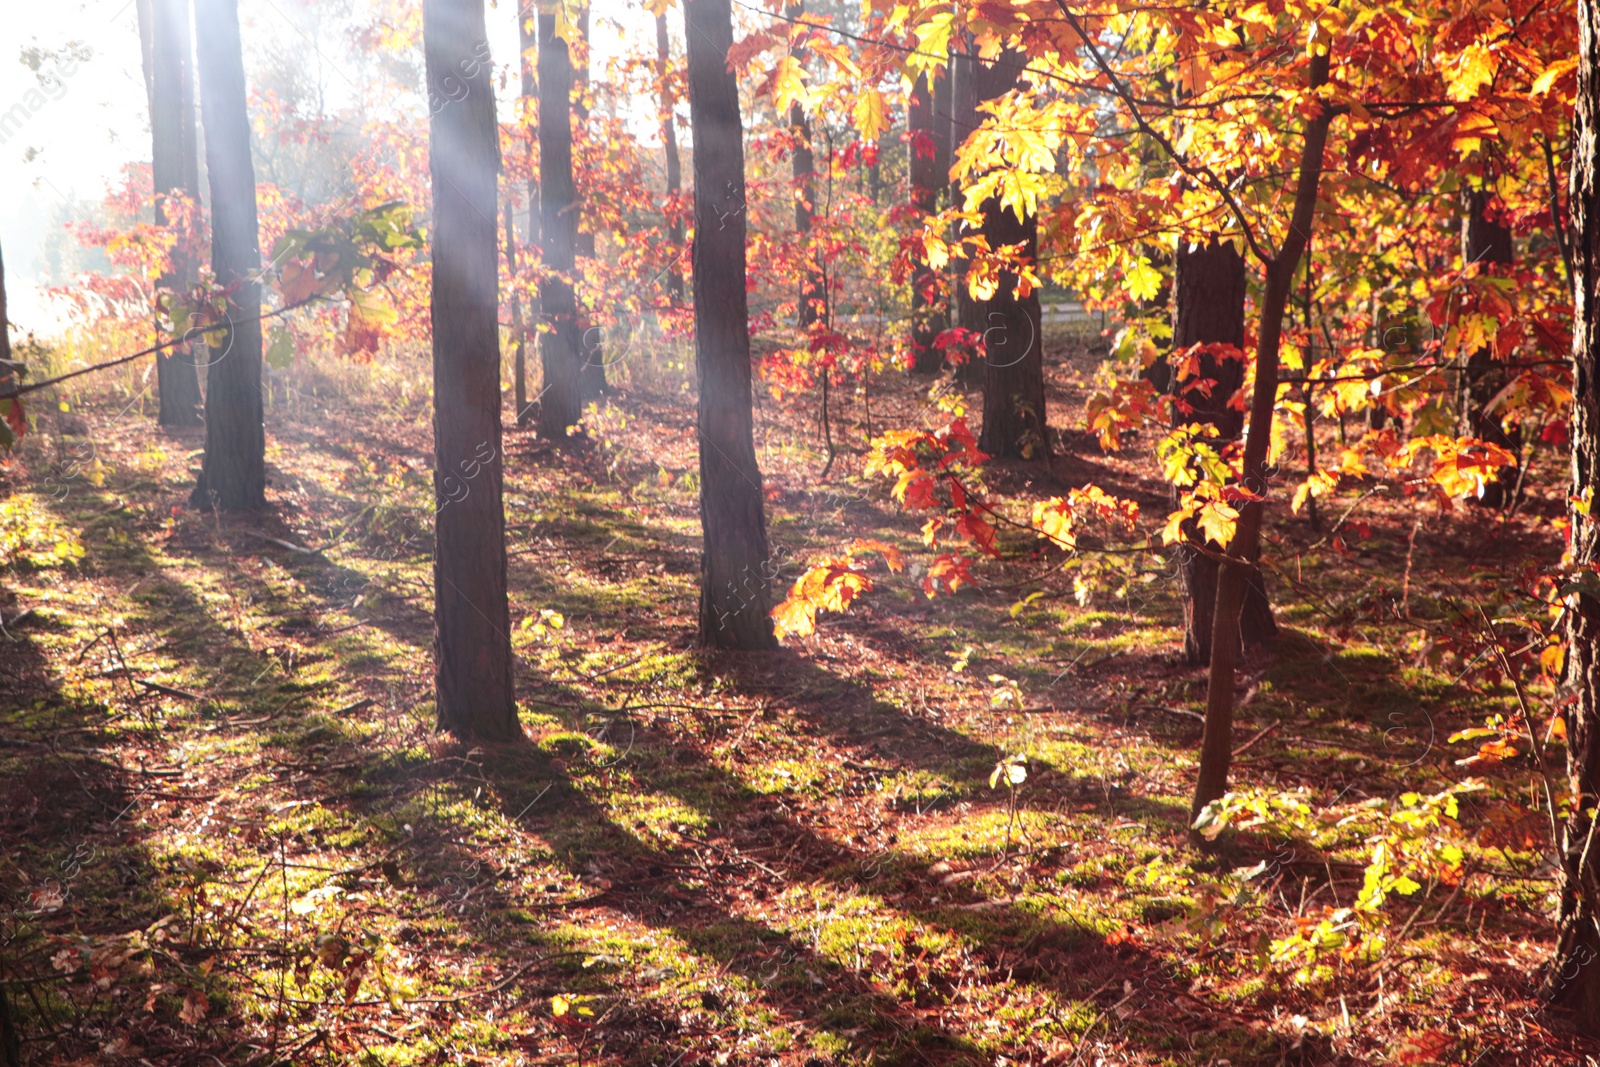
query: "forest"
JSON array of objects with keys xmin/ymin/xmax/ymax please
[{"xmin": 0, "ymin": 0, "xmax": 1597, "ymax": 1063}]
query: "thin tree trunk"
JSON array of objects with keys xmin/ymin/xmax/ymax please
[
  {"xmin": 535, "ymin": 9, "xmax": 583, "ymax": 441},
  {"xmin": 788, "ymin": 3, "xmax": 823, "ymax": 330},
  {"xmin": 974, "ymin": 52, "xmax": 1045, "ymax": 459},
  {"xmin": 684, "ymin": 0, "xmax": 776, "ymax": 650},
  {"xmin": 423, "ymin": 0, "xmax": 518, "ymax": 741},
  {"xmin": 1552, "ymin": 0, "xmax": 1600, "ymax": 1029},
  {"xmin": 1192, "ymin": 51, "xmax": 1334, "ymax": 827},
  {"xmin": 505, "ymin": 197, "xmax": 528, "ymax": 426},
  {"xmin": 1172, "ymin": 239, "xmax": 1276, "ymax": 666},
  {"xmin": 656, "ymin": 12, "xmax": 684, "ymax": 304},
  {"xmin": 150, "ymin": 0, "xmax": 203, "ymax": 427},
  {"xmin": 1462, "ymin": 187, "xmax": 1520, "ymax": 507},
  {"xmin": 518, "ymin": 2, "xmax": 539, "ymax": 249},
  {"xmin": 949, "ymin": 35, "xmax": 983, "ymax": 385},
  {"xmin": 908, "ymin": 72, "xmax": 947, "ymax": 373},
  {"xmin": 191, "ymin": 0, "xmax": 264, "ymax": 510},
  {"xmin": 571, "ymin": 5, "xmax": 606, "ymax": 398}
]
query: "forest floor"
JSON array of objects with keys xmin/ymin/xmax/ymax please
[{"xmin": 0, "ymin": 326, "xmax": 1593, "ymax": 1066}]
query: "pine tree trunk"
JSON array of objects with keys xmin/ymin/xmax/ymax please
[
  {"xmin": 1462, "ymin": 188, "xmax": 1520, "ymax": 507},
  {"xmin": 150, "ymin": 0, "xmax": 204, "ymax": 427},
  {"xmin": 656, "ymin": 12, "xmax": 684, "ymax": 304},
  {"xmin": 974, "ymin": 53, "xmax": 1045, "ymax": 459},
  {"xmin": 191, "ymin": 0, "xmax": 264, "ymax": 510},
  {"xmin": 684, "ymin": 0, "xmax": 776, "ymax": 650},
  {"xmin": 1552, "ymin": 0, "xmax": 1600, "ymax": 1028},
  {"xmin": 908, "ymin": 72, "xmax": 947, "ymax": 373},
  {"xmin": 423, "ymin": 0, "xmax": 518, "ymax": 741},
  {"xmin": 1172, "ymin": 239, "xmax": 1276, "ymax": 665},
  {"xmin": 536, "ymin": 10, "xmax": 583, "ymax": 441}
]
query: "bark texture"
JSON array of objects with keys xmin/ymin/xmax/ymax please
[
  {"xmin": 1552, "ymin": 0, "xmax": 1600, "ymax": 1030},
  {"xmin": 974, "ymin": 53, "xmax": 1046, "ymax": 459},
  {"xmin": 191, "ymin": 0, "xmax": 264, "ymax": 510},
  {"xmin": 685, "ymin": 0, "xmax": 777, "ymax": 650},
  {"xmin": 149, "ymin": 0, "xmax": 204, "ymax": 426},
  {"xmin": 1171, "ymin": 240, "xmax": 1276, "ymax": 666},
  {"xmin": 536, "ymin": 11, "xmax": 583, "ymax": 441},
  {"xmin": 423, "ymin": 0, "xmax": 518, "ymax": 740}
]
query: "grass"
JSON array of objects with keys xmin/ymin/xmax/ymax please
[{"xmin": 0, "ymin": 333, "xmax": 1591, "ymax": 1065}]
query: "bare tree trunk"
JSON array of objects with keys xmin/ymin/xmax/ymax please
[
  {"xmin": 191, "ymin": 0, "xmax": 264, "ymax": 510},
  {"xmin": 685, "ymin": 0, "xmax": 776, "ymax": 650},
  {"xmin": 908, "ymin": 72, "xmax": 947, "ymax": 373},
  {"xmin": 535, "ymin": 9, "xmax": 583, "ymax": 441},
  {"xmin": 1551, "ymin": 0, "xmax": 1600, "ymax": 1029},
  {"xmin": 1192, "ymin": 51, "xmax": 1334, "ymax": 826},
  {"xmin": 974, "ymin": 52, "xmax": 1045, "ymax": 459},
  {"xmin": 1172, "ymin": 239, "xmax": 1276, "ymax": 666},
  {"xmin": 656, "ymin": 12, "xmax": 684, "ymax": 304},
  {"xmin": 518, "ymin": 2, "xmax": 538, "ymax": 249},
  {"xmin": 1462, "ymin": 187, "xmax": 1520, "ymax": 507},
  {"xmin": 569, "ymin": 6, "xmax": 606, "ymax": 398},
  {"xmin": 149, "ymin": 0, "xmax": 203, "ymax": 426},
  {"xmin": 423, "ymin": 0, "xmax": 518, "ymax": 741}
]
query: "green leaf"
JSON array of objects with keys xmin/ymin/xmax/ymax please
[{"xmin": 266, "ymin": 326, "xmax": 295, "ymax": 369}]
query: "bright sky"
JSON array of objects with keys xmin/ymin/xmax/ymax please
[{"xmin": 0, "ymin": 0, "xmax": 660, "ymax": 337}]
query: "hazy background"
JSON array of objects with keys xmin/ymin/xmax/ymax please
[{"xmin": 0, "ymin": 0, "xmax": 661, "ymax": 338}]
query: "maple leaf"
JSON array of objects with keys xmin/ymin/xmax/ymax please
[
  {"xmin": 852, "ymin": 89, "xmax": 889, "ymax": 142},
  {"xmin": 769, "ymin": 55, "xmax": 808, "ymax": 114}
]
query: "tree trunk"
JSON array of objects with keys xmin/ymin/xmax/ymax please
[
  {"xmin": 518, "ymin": 2, "xmax": 539, "ymax": 249},
  {"xmin": 423, "ymin": 0, "xmax": 518, "ymax": 741},
  {"xmin": 569, "ymin": 5, "xmax": 606, "ymax": 398},
  {"xmin": 656, "ymin": 12, "xmax": 684, "ymax": 304},
  {"xmin": 535, "ymin": 9, "xmax": 583, "ymax": 441},
  {"xmin": 1461, "ymin": 188, "xmax": 1520, "ymax": 507},
  {"xmin": 973, "ymin": 53, "xmax": 1045, "ymax": 459},
  {"xmin": 150, "ymin": 0, "xmax": 204, "ymax": 427},
  {"xmin": 191, "ymin": 0, "xmax": 264, "ymax": 510},
  {"xmin": 908, "ymin": 72, "xmax": 947, "ymax": 373},
  {"xmin": 1551, "ymin": 0, "xmax": 1600, "ymax": 1028},
  {"xmin": 1191, "ymin": 51, "xmax": 1334, "ymax": 827},
  {"xmin": 505, "ymin": 198, "xmax": 528, "ymax": 426},
  {"xmin": 788, "ymin": 3, "xmax": 823, "ymax": 330},
  {"xmin": 948, "ymin": 35, "xmax": 983, "ymax": 386},
  {"xmin": 684, "ymin": 0, "xmax": 776, "ymax": 650},
  {"xmin": 1171, "ymin": 239, "xmax": 1276, "ymax": 666}
]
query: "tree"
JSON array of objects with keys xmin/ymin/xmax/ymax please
[
  {"xmin": 788, "ymin": 2, "xmax": 823, "ymax": 329},
  {"xmin": 908, "ymin": 71, "xmax": 947, "ymax": 373},
  {"xmin": 512, "ymin": 0, "xmax": 537, "ymax": 426},
  {"xmin": 573, "ymin": 5, "xmax": 607, "ymax": 399},
  {"xmin": 1171, "ymin": 239, "xmax": 1276, "ymax": 665},
  {"xmin": 142, "ymin": 0, "xmax": 205, "ymax": 427},
  {"xmin": 947, "ymin": 33, "xmax": 982, "ymax": 384},
  {"xmin": 535, "ymin": 6, "xmax": 584, "ymax": 441},
  {"xmin": 973, "ymin": 53, "xmax": 1046, "ymax": 460},
  {"xmin": 191, "ymin": 0, "xmax": 265, "ymax": 510},
  {"xmin": 656, "ymin": 11, "xmax": 684, "ymax": 304},
  {"xmin": 1460, "ymin": 187, "xmax": 1519, "ymax": 507},
  {"xmin": 1191, "ymin": 49, "xmax": 1336, "ymax": 825},
  {"xmin": 685, "ymin": 0, "xmax": 777, "ymax": 650},
  {"xmin": 1552, "ymin": 0, "xmax": 1600, "ymax": 1029},
  {"xmin": 423, "ymin": 0, "xmax": 519, "ymax": 740}
]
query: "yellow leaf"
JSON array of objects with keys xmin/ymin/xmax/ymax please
[
  {"xmin": 770, "ymin": 55, "xmax": 808, "ymax": 114},
  {"xmin": 1125, "ymin": 256, "xmax": 1163, "ymax": 302},
  {"xmin": 852, "ymin": 89, "xmax": 889, "ymax": 142},
  {"xmin": 1533, "ymin": 57, "xmax": 1577, "ymax": 96}
]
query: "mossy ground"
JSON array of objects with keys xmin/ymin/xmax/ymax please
[{"xmin": 0, "ymin": 329, "xmax": 1587, "ymax": 1064}]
